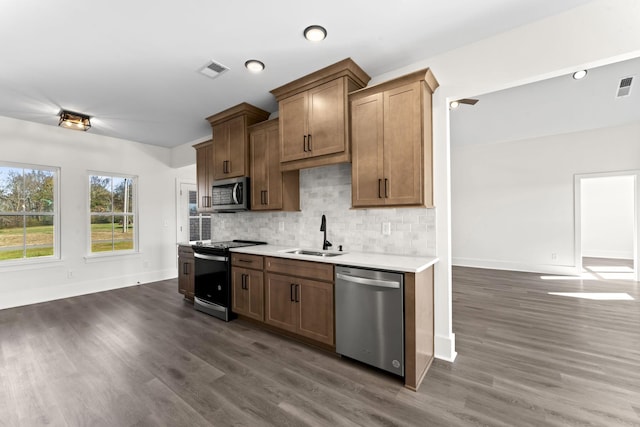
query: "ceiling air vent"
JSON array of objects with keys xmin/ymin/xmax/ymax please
[
  {"xmin": 616, "ymin": 76, "xmax": 633, "ymax": 97},
  {"xmin": 199, "ymin": 60, "xmax": 229, "ymax": 80}
]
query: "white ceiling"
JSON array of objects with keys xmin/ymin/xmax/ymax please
[
  {"xmin": 450, "ymin": 56, "xmax": 640, "ymax": 146},
  {"xmin": 0, "ymin": 0, "xmax": 593, "ymax": 148}
]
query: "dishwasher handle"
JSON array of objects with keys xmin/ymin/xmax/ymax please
[{"xmin": 336, "ymin": 273, "xmax": 400, "ymax": 289}]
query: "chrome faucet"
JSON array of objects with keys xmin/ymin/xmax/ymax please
[{"xmin": 320, "ymin": 214, "xmax": 332, "ymax": 250}]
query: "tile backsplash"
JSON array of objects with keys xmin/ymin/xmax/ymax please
[{"xmin": 211, "ymin": 163, "xmax": 436, "ymax": 256}]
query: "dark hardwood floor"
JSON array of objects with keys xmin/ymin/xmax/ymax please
[{"xmin": 1, "ymin": 264, "xmax": 639, "ymax": 426}]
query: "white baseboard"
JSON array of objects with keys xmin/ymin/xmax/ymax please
[
  {"xmin": 0, "ymin": 269, "xmax": 177, "ymax": 311},
  {"xmin": 452, "ymin": 257, "xmax": 581, "ymax": 276},
  {"xmin": 581, "ymin": 250, "xmax": 633, "ymax": 259},
  {"xmin": 434, "ymin": 333, "xmax": 457, "ymax": 362}
]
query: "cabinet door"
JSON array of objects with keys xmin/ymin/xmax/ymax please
[
  {"xmin": 351, "ymin": 92, "xmax": 385, "ymax": 207},
  {"xmin": 264, "ymin": 123, "xmax": 283, "ymax": 209},
  {"xmin": 178, "ymin": 248, "xmax": 195, "ymax": 301},
  {"xmin": 383, "ymin": 81, "xmax": 423, "ymax": 205},
  {"xmin": 307, "ymin": 78, "xmax": 346, "ymax": 158},
  {"xmin": 232, "ymin": 267, "xmax": 264, "ymax": 321},
  {"xmin": 226, "ymin": 115, "xmax": 246, "ymax": 178},
  {"xmin": 231, "ymin": 268, "xmax": 249, "ymax": 315},
  {"xmin": 212, "ymin": 122, "xmax": 229, "ymax": 180},
  {"xmin": 196, "ymin": 142, "xmax": 213, "ymax": 212},
  {"xmin": 245, "ymin": 269, "xmax": 264, "ymax": 321},
  {"xmin": 279, "ymin": 92, "xmax": 308, "ymax": 162},
  {"xmin": 250, "ymin": 127, "xmax": 269, "ymax": 210},
  {"xmin": 264, "ymin": 273, "xmax": 297, "ymax": 333},
  {"xmin": 296, "ymin": 278, "xmax": 334, "ymax": 346}
]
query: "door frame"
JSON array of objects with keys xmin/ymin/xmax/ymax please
[
  {"xmin": 574, "ymin": 170, "xmax": 639, "ymax": 281},
  {"xmin": 176, "ymin": 179, "xmax": 196, "ymax": 245}
]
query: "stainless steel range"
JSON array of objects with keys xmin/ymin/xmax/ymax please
[{"xmin": 192, "ymin": 240, "xmax": 266, "ymax": 321}]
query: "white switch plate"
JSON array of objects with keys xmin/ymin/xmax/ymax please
[
  {"xmin": 278, "ymin": 221, "xmax": 285, "ymax": 232},
  {"xmin": 382, "ymin": 222, "xmax": 391, "ymax": 235}
]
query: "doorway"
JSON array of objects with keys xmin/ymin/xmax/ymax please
[
  {"xmin": 177, "ymin": 182, "xmax": 211, "ymax": 243},
  {"xmin": 575, "ymin": 172, "xmax": 639, "ymax": 281}
]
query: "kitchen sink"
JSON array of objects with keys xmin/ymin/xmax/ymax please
[{"xmin": 285, "ymin": 249, "xmax": 345, "ymax": 257}]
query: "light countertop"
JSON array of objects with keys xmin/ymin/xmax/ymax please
[{"xmin": 230, "ymin": 244, "xmax": 438, "ymax": 273}]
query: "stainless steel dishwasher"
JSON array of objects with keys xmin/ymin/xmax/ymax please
[{"xmin": 335, "ymin": 266, "xmax": 404, "ymax": 376}]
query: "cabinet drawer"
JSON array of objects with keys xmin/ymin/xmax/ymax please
[
  {"xmin": 178, "ymin": 245, "xmax": 194, "ymax": 259},
  {"xmin": 265, "ymin": 257, "xmax": 334, "ymax": 282},
  {"xmin": 231, "ymin": 253, "xmax": 264, "ymax": 270}
]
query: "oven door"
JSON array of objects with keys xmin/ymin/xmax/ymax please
[{"xmin": 193, "ymin": 252, "xmax": 230, "ymax": 320}]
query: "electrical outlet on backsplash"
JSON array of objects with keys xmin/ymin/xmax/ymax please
[{"xmin": 210, "ymin": 163, "xmax": 436, "ymax": 256}]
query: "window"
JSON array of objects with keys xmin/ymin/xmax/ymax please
[
  {"xmin": 89, "ymin": 173, "xmax": 137, "ymax": 253},
  {"xmin": 189, "ymin": 189, "xmax": 210, "ymax": 241},
  {"xmin": 0, "ymin": 162, "xmax": 59, "ymax": 262}
]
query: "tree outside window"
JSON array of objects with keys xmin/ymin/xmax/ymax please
[
  {"xmin": 89, "ymin": 174, "xmax": 137, "ymax": 253},
  {"xmin": 0, "ymin": 163, "xmax": 58, "ymax": 262}
]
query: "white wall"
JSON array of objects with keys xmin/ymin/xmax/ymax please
[
  {"xmin": 451, "ymin": 122, "xmax": 640, "ymax": 274},
  {"xmin": 0, "ymin": 116, "xmax": 179, "ymax": 310},
  {"xmin": 581, "ymin": 175, "xmax": 635, "ymax": 259}
]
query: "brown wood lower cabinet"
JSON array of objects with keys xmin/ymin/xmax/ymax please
[
  {"xmin": 264, "ymin": 256, "xmax": 335, "ymax": 347},
  {"xmin": 177, "ymin": 245, "xmax": 194, "ymax": 301},
  {"xmin": 264, "ymin": 272, "xmax": 334, "ymax": 346},
  {"xmin": 263, "ymin": 273, "xmax": 297, "ymax": 333},
  {"xmin": 231, "ymin": 253, "xmax": 264, "ymax": 321}
]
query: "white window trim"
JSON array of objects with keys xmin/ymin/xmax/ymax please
[
  {"xmin": 0, "ymin": 160, "xmax": 60, "ymax": 267},
  {"xmin": 87, "ymin": 171, "xmax": 139, "ymax": 257}
]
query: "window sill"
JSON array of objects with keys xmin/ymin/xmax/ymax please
[
  {"xmin": 0, "ymin": 257, "xmax": 63, "ymax": 272},
  {"xmin": 84, "ymin": 251, "xmax": 141, "ymax": 263}
]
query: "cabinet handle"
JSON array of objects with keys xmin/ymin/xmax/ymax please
[
  {"xmin": 378, "ymin": 179, "xmax": 382, "ymax": 198},
  {"xmin": 264, "ymin": 190, "xmax": 268, "ymax": 205},
  {"xmin": 307, "ymin": 134, "xmax": 312, "ymax": 151},
  {"xmin": 238, "ymin": 259, "xmax": 252, "ymax": 263},
  {"xmin": 290, "ymin": 283, "xmax": 295, "ymax": 302},
  {"xmin": 183, "ymin": 262, "xmax": 189, "ymax": 275},
  {"xmin": 303, "ymin": 135, "xmax": 308, "ymax": 152},
  {"xmin": 295, "ymin": 284, "xmax": 300, "ymax": 303},
  {"xmin": 384, "ymin": 178, "xmax": 389, "ymax": 198},
  {"xmin": 243, "ymin": 274, "xmax": 248, "ymax": 290}
]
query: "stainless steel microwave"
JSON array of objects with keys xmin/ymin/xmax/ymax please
[{"xmin": 211, "ymin": 177, "xmax": 249, "ymax": 212}]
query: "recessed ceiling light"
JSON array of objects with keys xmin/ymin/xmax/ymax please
[
  {"xmin": 449, "ymin": 101, "xmax": 460, "ymax": 109},
  {"xmin": 573, "ymin": 70, "xmax": 588, "ymax": 80},
  {"xmin": 304, "ymin": 25, "xmax": 327, "ymax": 42},
  {"xmin": 244, "ymin": 60, "xmax": 265, "ymax": 73}
]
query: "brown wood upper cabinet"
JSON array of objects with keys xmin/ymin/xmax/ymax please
[
  {"xmin": 270, "ymin": 58, "xmax": 370, "ymax": 172},
  {"xmin": 193, "ymin": 140, "xmax": 214, "ymax": 212},
  {"xmin": 350, "ymin": 68, "xmax": 438, "ymax": 207},
  {"xmin": 249, "ymin": 119, "xmax": 300, "ymax": 211},
  {"xmin": 206, "ymin": 103, "xmax": 270, "ymax": 180}
]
